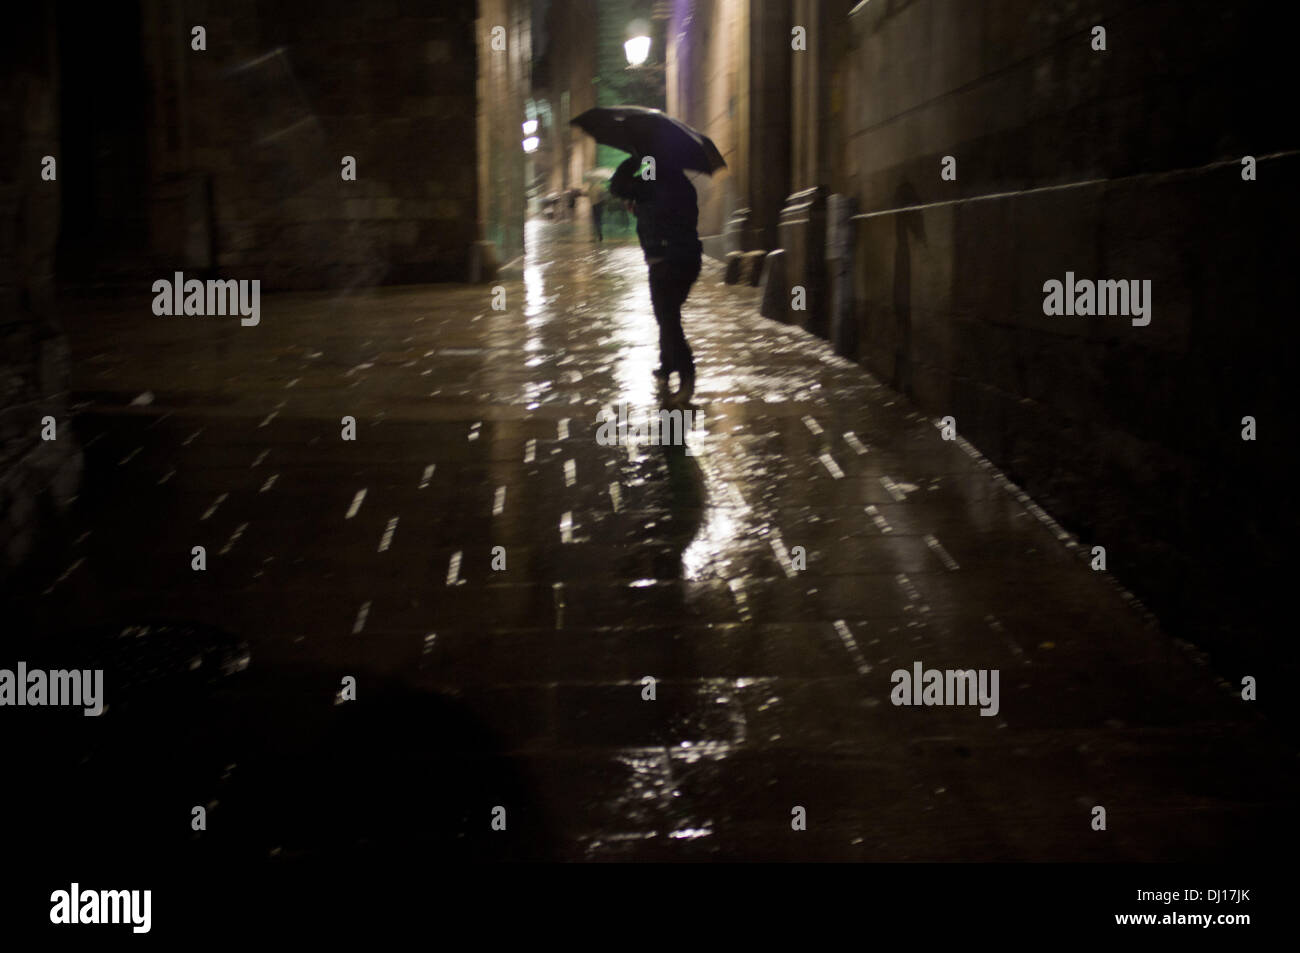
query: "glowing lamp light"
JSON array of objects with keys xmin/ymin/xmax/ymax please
[
  {"xmin": 522, "ymin": 119, "xmax": 538, "ymax": 135},
  {"xmin": 522, "ymin": 136, "xmax": 540, "ymax": 153},
  {"xmin": 624, "ymin": 35, "xmax": 651, "ymax": 67}
]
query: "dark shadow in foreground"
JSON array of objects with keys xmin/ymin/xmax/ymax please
[{"xmin": 4, "ymin": 622, "xmax": 555, "ymax": 874}]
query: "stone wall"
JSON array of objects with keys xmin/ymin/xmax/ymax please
[
  {"xmin": 671, "ymin": 0, "xmax": 854, "ymax": 258},
  {"xmin": 145, "ymin": 0, "xmax": 490, "ymax": 289},
  {"xmin": 538, "ymin": 0, "xmax": 598, "ymax": 204},
  {"xmin": 740, "ymin": 0, "xmax": 791, "ymax": 252},
  {"xmin": 843, "ymin": 0, "xmax": 1293, "ymax": 211},
  {"xmin": 1, "ymin": 5, "xmax": 83, "ymax": 580},
  {"xmin": 789, "ymin": 0, "xmax": 855, "ymax": 195},
  {"xmin": 667, "ymin": 0, "xmax": 748, "ymax": 255},
  {"xmin": 478, "ymin": 0, "xmax": 531, "ymax": 269},
  {"xmin": 842, "ymin": 0, "xmax": 1299, "ymax": 703}
]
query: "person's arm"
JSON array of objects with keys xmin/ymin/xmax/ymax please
[{"xmin": 609, "ymin": 157, "xmax": 649, "ymax": 203}]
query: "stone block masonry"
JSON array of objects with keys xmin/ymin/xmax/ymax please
[
  {"xmin": 832, "ymin": 0, "xmax": 1300, "ymax": 727},
  {"xmin": 145, "ymin": 0, "xmax": 507, "ymax": 289},
  {"xmin": 1, "ymin": 5, "xmax": 83, "ymax": 582}
]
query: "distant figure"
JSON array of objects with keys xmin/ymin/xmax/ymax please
[
  {"xmin": 566, "ymin": 188, "xmax": 579, "ymax": 221},
  {"xmin": 609, "ymin": 155, "xmax": 703, "ymax": 404},
  {"xmin": 587, "ymin": 179, "xmax": 607, "ymax": 242}
]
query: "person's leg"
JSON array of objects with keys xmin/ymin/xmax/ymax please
[
  {"xmin": 648, "ymin": 262, "xmax": 676, "ymax": 378},
  {"xmin": 669, "ymin": 258, "xmax": 700, "ymax": 390},
  {"xmin": 650, "ymin": 260, "xmax": 696, "ymax": 393}
]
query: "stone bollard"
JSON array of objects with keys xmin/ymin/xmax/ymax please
[
  {"xmin": 468, "ymin": 240, "xmax": 499, "ymax": 283},
  {"xmin": 760, "ymin": 249, "xmax": 788, "ymax": 321},
  {"xmin": 723, "ymin": 251, "xmax": 743, "ymax": 285},
  {"xmin": 742, "ymin": 250, "xmax": 766, "ymax": 287},
  {"xmin": 778, "ymin": 186, "xmax": 829, "ymax": 338},
  {"xmin": 725, "ymin": 207, "xmax": 752, "ymax": 255}
]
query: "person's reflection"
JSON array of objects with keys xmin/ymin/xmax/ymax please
[
  {"xmin": 654, "ymin": 412, "xmax": 707, "ymax": 690},
  {"xmin": 660, "ymin": 441, "xmax": 706, "ymax": 564}
]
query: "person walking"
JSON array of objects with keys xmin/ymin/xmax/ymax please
[
  {"xmin": 587, "ymin": 178, "xmax": 607, "ymax": 242},
  {"xmin": 609, "ymin": 155, "xmax": 703, "ymax": 404}
]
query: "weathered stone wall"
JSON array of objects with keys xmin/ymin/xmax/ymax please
[
  {"xmin": 1, "ymin": 5, "xmax": 83, "ymax": 579},
  {"xmin": 667, "ymin": 0, "xmax": 748, "ymax": 256},
  {"xmin": 540, "ymin": 0, "xmax": 598, "ymax": 201},
  {"xmin": 789, "ymin": 0, "xmax": 855, "ymax": 195},
  {"xmin": 740, "ymin": 0, "xmax": 791, "ymax": 252},
  {"xmin": 842, "ymin": 0, "xmax": 1298, "ymax": 697},
  {"xmin": 478, "ymin": 0, "xmax": 531, "ymax": 269},
  {"xmin": 147, "ymin": 0, "xmax": 488, "ymax": 289},
  {"xmin": 843, "ymin": 0, "xmax": 1293, "ymax": 211}
]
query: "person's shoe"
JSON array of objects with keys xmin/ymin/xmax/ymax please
[
  {"xmin": 653, "ymin": 370, "xmax": 671, "ymax": 398},
  {"xmin": 652, "ymin": 365, "xmax": 670, "ymax": 382},
  {"xmin": 673, "ymin": 372, "xmax": 695, "ymax": 406}
]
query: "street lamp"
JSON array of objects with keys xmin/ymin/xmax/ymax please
[
  {"xmin": 624, "ymin": 35, "xmax": 651, "ymax": 67},
  {"xmin": 625, "ymin": 17, "xmax": 653, "ymax": 67}
]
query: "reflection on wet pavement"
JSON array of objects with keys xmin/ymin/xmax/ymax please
[{"xmin": 7, "ymin": 220, "xmax": 1296, "ymax": 863}]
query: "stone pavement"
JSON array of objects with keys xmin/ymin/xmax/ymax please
[{"xmin": 6, "ymin": 220, "xmax": 1296, "ymax": 864}]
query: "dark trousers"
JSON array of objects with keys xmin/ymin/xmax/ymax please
[
  {"xmin": 591, "ymin": 202, "xmax": 604, "ymax": 241},
  {"xmin": 648, "ymin": 256, "xmax": 701, "ymax": 379}
]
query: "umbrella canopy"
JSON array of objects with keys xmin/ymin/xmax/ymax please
[{"xmin": 570, "ymin": 106, "xmax": 726, "ymax": 175}]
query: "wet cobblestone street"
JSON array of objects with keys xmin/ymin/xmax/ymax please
[{"xmin": 7, "ymin": 221, "xmax": 1296, "ymax": 863}]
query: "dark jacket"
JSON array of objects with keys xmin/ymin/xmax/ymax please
[{"xmin": 609, "ymin": 157, "xmax": 703, "ymax": 265}]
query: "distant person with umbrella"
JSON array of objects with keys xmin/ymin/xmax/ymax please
[
  {"xmin": 572, "ymin": 106, "xmax": 726, "ymax": 405},
  {"xmin": 587, "ymin": 177, "xmax": 608, "ymax": 242}
]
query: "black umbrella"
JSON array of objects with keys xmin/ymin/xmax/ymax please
[{"xmin": 570, "ymin": 105, "xmax": 726, "ymax": 175}]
